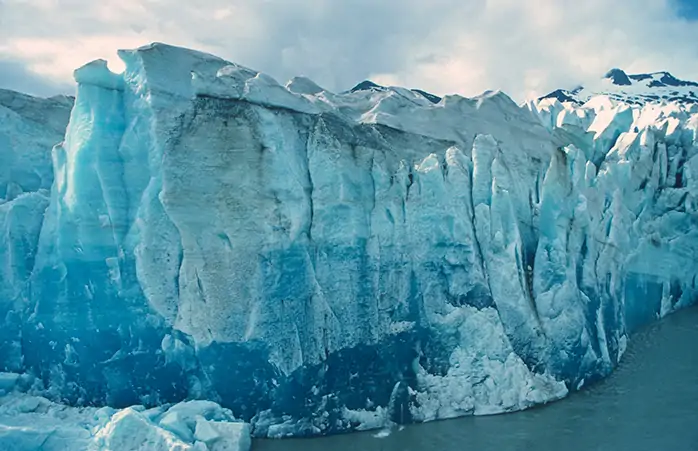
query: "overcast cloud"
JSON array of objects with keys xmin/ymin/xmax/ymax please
[{"xmin": 0, "ymin": 0, "xmax": 697, "ymax": 101}]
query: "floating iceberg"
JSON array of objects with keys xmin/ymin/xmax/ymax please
[{"xmin": 0, "ymin": 43, "xmax": 696, "ymax": 439}]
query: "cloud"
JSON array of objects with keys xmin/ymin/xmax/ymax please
[
  {"xmin": 0, "ymin": 0, "xmax": 697, "ymax": 101},
  {"xmin": 0, "ymin": 57, "xmax": 74, "ymax": 97}
]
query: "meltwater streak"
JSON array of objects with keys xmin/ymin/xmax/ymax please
[{"xmin": 255, "ymin": 306, "xmax": 698, "ymax": 451}]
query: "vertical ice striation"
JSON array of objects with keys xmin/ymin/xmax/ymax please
[
  {"xmin": 1, "ymin": 43, "xmax": 697, "ymax": 438},
  {"xmin": 0, "ymin": 89, "xmax": 72, "ymax": 372}
]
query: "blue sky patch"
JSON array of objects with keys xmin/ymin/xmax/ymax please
[{"xmin": 675, "ymin": 0, "xmax": 698, "ymax": 19}]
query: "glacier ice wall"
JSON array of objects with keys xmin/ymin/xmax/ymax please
[
  {"xmin": 0, "ymin": 89, "xmax": 72, "ymax": 372},
  {"xmin": 1, "ymin": 43, "xmax": 697, "ymax": 437}
]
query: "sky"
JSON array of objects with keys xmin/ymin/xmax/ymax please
[{"xmin": 0, "ymin": 0, "xmax": 697, "ymax": 101}]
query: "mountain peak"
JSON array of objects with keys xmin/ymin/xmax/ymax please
[
  {"xmin": 349, "ymin": 80, "xmax": 386, "ymax": 93},
  {"xmin": 604, "ymin": 68, "xmax": 632, "ymax": 86},
  {"xmin": 347, "ymin": 80, "xmax": 442, "ymax": 104}
]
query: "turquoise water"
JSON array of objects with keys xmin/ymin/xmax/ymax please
[{"xmin": 255, "ymin": 306, "xmax": 698, "ymax": 451}]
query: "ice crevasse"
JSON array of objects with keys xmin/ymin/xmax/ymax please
[{"xmin": 0, "ymin": 43, "xmax": 697, "ymax": 440}]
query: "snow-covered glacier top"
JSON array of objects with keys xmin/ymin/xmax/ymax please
[
  {"xmin": 541, "ymin": 67, "xmax": 698, "ymax": 106},
  {"xmin": 74, "ymin": 43, "xmax": 554, "ymax": 153},
  {"xmin": 0, "ymin": 42, "xmax": 697, "ymax": 447}
]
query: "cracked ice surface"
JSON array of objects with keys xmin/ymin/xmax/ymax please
[
  {"xmin": 0, "ymin": 43, "xmax": 696, "ymax": 439},
  {"xmin": 0, "ymin": 373, "xmax": 250, "ymax": 451}
]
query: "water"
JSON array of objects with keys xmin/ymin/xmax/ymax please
[{"xmin": 255, "ymin": 306, "xmax": 698, "ymax": 451}]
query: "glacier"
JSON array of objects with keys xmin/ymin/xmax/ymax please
[{"xmin": 0, "ymin": 42, "xmax": 697, "ymax": 443}]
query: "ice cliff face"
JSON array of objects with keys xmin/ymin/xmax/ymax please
[
  {"xmin": 1, "ymin": 43, "xmax": 697, "ymax": 438},
  {"xmin": 0, "ymin": 89, "xmax": 73, "ymax": 371}
]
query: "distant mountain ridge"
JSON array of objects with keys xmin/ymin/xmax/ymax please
[
  {"xmin": 348, "ymin": 79, "xmax": 443, "ymax": 104},
  {"xmin": 541, "ymin": 68, "xmax": 698, "ymax": 105}
]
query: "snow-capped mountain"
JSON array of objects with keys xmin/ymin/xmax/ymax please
[
  {"xmin": 349, "ymin": 79, "xmax": 443, "ymax": 104},
  {"xmin": 541, "ymin": 68, "xmax": 698, "ymax": 105},
  {"xmin": 0, "ymin": 43, "xmax": 697, "ymax": 449}
]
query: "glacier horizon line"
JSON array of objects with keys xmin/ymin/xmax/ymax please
[{"xmin": 5, "ymin": 41, "xmax": 697, "ymax": 110}]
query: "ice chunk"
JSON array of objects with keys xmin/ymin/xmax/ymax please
[
  {"xmin": 194, "ymin": 417, "xmax": 250, "ymax": 451},
  {"xmin": 0, "ymin": 392, "xmax": 250, "ymax": 451},
  {"xmin": 73, "ymin": 60, "xmax": 124, "ymax": 91},
  {"xmin": 93, "ymin": 408, "xmax": 192, "ymax": 451}
]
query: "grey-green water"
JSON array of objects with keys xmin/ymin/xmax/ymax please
[{"xmin": 255, "ymin": 306, "xmax": 698, "ymax": 451}]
